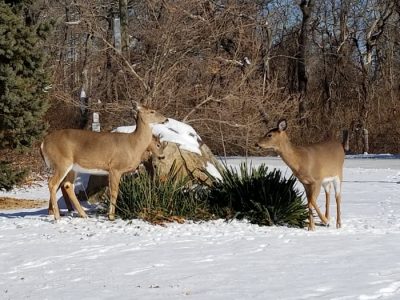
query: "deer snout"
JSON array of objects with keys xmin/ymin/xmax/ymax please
[
  {"xmin": 158, "ymin": 154, "xmax": 166, "ymax": 160},
  {"xmin": 255, "ymin": 142, "xmax": 261, "ymax": 149}
]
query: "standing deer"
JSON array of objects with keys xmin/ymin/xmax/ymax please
[
  {"xmin": 50, "ymin": 135, "xmax": 168, "ymax": 218},
  {"xmin": 256, "ymin": 119, "xmax": 345, "ymax": 230},
  {"xmin": 40, "ymin": 105, "xmax": 167, "ymax": 221}
]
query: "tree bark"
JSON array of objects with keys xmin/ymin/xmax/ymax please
[
  {"xmin": 119, "ymin": 0, "xmax": 129, "ymax": 55},
  {"xmin": 297, "ymin": 0, "xmax": 314, "ymax": 124}
]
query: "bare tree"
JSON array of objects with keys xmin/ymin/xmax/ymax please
[
  {"xmin": 36, "ymin": 0, "xmax": 400, "ymax": 156},
  {"xmin": 297, "ymin": 0, "xmax": 314, "ymax": 124}
]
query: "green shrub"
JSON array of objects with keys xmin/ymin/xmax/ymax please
[
  {"xmin": 113, "ymin": 162, "xmax": 307, "ymax": 228},
  {"xmin": 0, "ymin": 161, "xmax": 26, "ymax": 191},
  {"xmin": 115, "ymin": 165, "xmax": 211, "ymax": 224},
  {"xmin": 206, "ymin": 162, "xmax": 308, "ymax": 228}
]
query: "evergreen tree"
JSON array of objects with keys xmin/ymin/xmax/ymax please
[
  {"xmin": 0, "ymin": 1, "xmax": 50, "ymax": 190},
  {"xmin": 0, "ymin": 161, "xmax": 26, "ymax": 191}
]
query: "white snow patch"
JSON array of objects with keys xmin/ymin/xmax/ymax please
[
  {"xmin": 80, "ymin": 89, "xmax": 86, "ymax": 98},
  {"xmin": 205, "ymin": 162, "xmax": 222, "ymax": 180},
  {"xmin": 112, "ymin": 125, "xmax": 135, "ymax": 133},
  {"xmin": 113, "ymin": 118, "xmax": 202, "ymax": 155}
]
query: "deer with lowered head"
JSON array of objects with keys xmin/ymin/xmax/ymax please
[
  {"xmin": 41, "ymin": 104, "xmax": 167, "ymax": 221},
  {"xmin": 49, "ymin": 134, "xmax": 168, "ymax": 218},
  {"xmin": 256, "ymin": 119, "xmax": 345, "ymax": 230}
]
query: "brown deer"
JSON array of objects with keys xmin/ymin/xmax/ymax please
[
  {"xmin": 40, "ymin": 105, "xmax": 167, "ymax": 221},
  {"xmin": 50, "ymin": 135, "xmax": 168, "ymax": 218},
  {"xmin": 256, "ymin": 119, "xmax": 345, "ymax": 230}
]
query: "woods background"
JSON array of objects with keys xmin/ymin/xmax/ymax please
[{"xmin": 3, "ymin": 0, "xmax": 400, "ymax": 168}]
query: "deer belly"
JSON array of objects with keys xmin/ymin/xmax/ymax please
[
  {"xmin": 321, "ymin": 176, "xmax": 341, "ymax": 194},
  {"xmin": 72, "ymin": 163, "xmax": 109, "ymax": 175}
]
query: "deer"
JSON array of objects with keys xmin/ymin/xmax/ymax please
[
  {"xmin": 40, "ymin": 105, "xmax": 167, "ymax": 221},
  {"xmin": 255, "ymin": 119, "xmax": 345, "ymax": 230},
  {"xmin": 48, "ymin": 135, "xmax": 168, "ymax": 218}
]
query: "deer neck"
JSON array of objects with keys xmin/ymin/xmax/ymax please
[
  {"xmin": 130, "ymin": 113, "xmax": 152, "ymax": 150},
  {"xmin": 276, "ymin": 138, "xmax": 301, "ymax": 175}
]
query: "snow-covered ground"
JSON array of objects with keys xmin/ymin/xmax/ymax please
[{"xmin": 1, "ymin": 157, "xmax": 400, "ymax": 300}]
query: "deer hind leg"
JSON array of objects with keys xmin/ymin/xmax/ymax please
[
  {"xmin": 62, "ymin": 172, "xmax": 88, "ymax": 218},
  {"xmin": 48, "ymin": 166, "xmax": 72, "ymax": 220},
  {"xmin": 108, "ymin": 171, "xmax": 122, "ymax": 221},
  {"xmin": 60, "ymin": 171, "xmax": 76, "ymax": 213},
  {"xmin": 333, "ymin": 177, "xmax": 342, "ymax": 229},
  {"xmin": 60, "ymin": 184, "xmax": 74, "ymax": 212},
  {"xmin": 322, "ymin": 181, "xmax": 332, "ymax": 222}
]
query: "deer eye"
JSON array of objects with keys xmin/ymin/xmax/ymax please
[{"xmin": 267, "ymin": 133, "xmax": 272, "ymax": 138}]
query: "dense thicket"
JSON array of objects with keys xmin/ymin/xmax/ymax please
[{"xmin": 10, "ymin": 1, "xmax": 400, "ymax": 157}]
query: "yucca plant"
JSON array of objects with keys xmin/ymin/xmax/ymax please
[
  {"xmin": 206, "ymin": 162, "xmax": 308, "ymax": 228},
  {"xmin": 115, "ymin": 164, "xmax": 211, "ymax": 224}
]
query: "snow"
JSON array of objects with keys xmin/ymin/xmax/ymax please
[
  {"xmin": 80, "ymin": 89, "xmax": 86, "ymax": 99},
  {"xmin": 1, "ymin": 156, "xmax": 400, "ymax": 299},
  {"xmin": 205, "ymin": 162, "xmax": 222, "ymax": 181},
  {"xmin": 113, "ymin": 118, "xmax": 202, "ymax": 155}
]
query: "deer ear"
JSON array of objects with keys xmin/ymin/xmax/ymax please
[
  {"xmin": 277, "ymin": 119, "xmax": 287, "ymax": 131},
  {"xmin": 131, "ymin": 101, "xmax": 143, "ymax": 111}
]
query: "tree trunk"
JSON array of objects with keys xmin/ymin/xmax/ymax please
[
  {"xmin": 119, "ymin": 0, "xmax": 129, "ymax": 56},
  {"xmin": 297, "ymin": 0, "xmax": 314, "ymax": 125}
]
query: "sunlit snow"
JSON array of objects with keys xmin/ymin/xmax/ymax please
[
  {"xmin": 113, "ymin": 118, "xmax": 202, "ymax": 155},
  {"xmin": 1, "ymin": 156, "xmax": 400, "ymax": 299}
]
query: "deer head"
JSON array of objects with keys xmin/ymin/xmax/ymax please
[{"xmin": 255, "ymin": 119, "xmax": 288, "ymax": 152}]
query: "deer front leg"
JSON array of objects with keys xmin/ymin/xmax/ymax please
[
  {"xmin": 305, "ymin": 183, "xmax": 329, "ymax": 230},
  {"xmin": 48, "ymin": 200, "xmax": 55, "ymax": 216},
  {"xmin": 108, "ymin": 171, "xmax": 122, "ymax": 221},
  {"xmin": 310, "ymin": 182, "xmax": 329, "ymax": 225},
  {"xmin": 307, "ymin": 199, "xmax": 315, "ymax": 231},
  {"xmin": 304, "ymin": 185, "xmax": 315, "ymax": 231}
]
